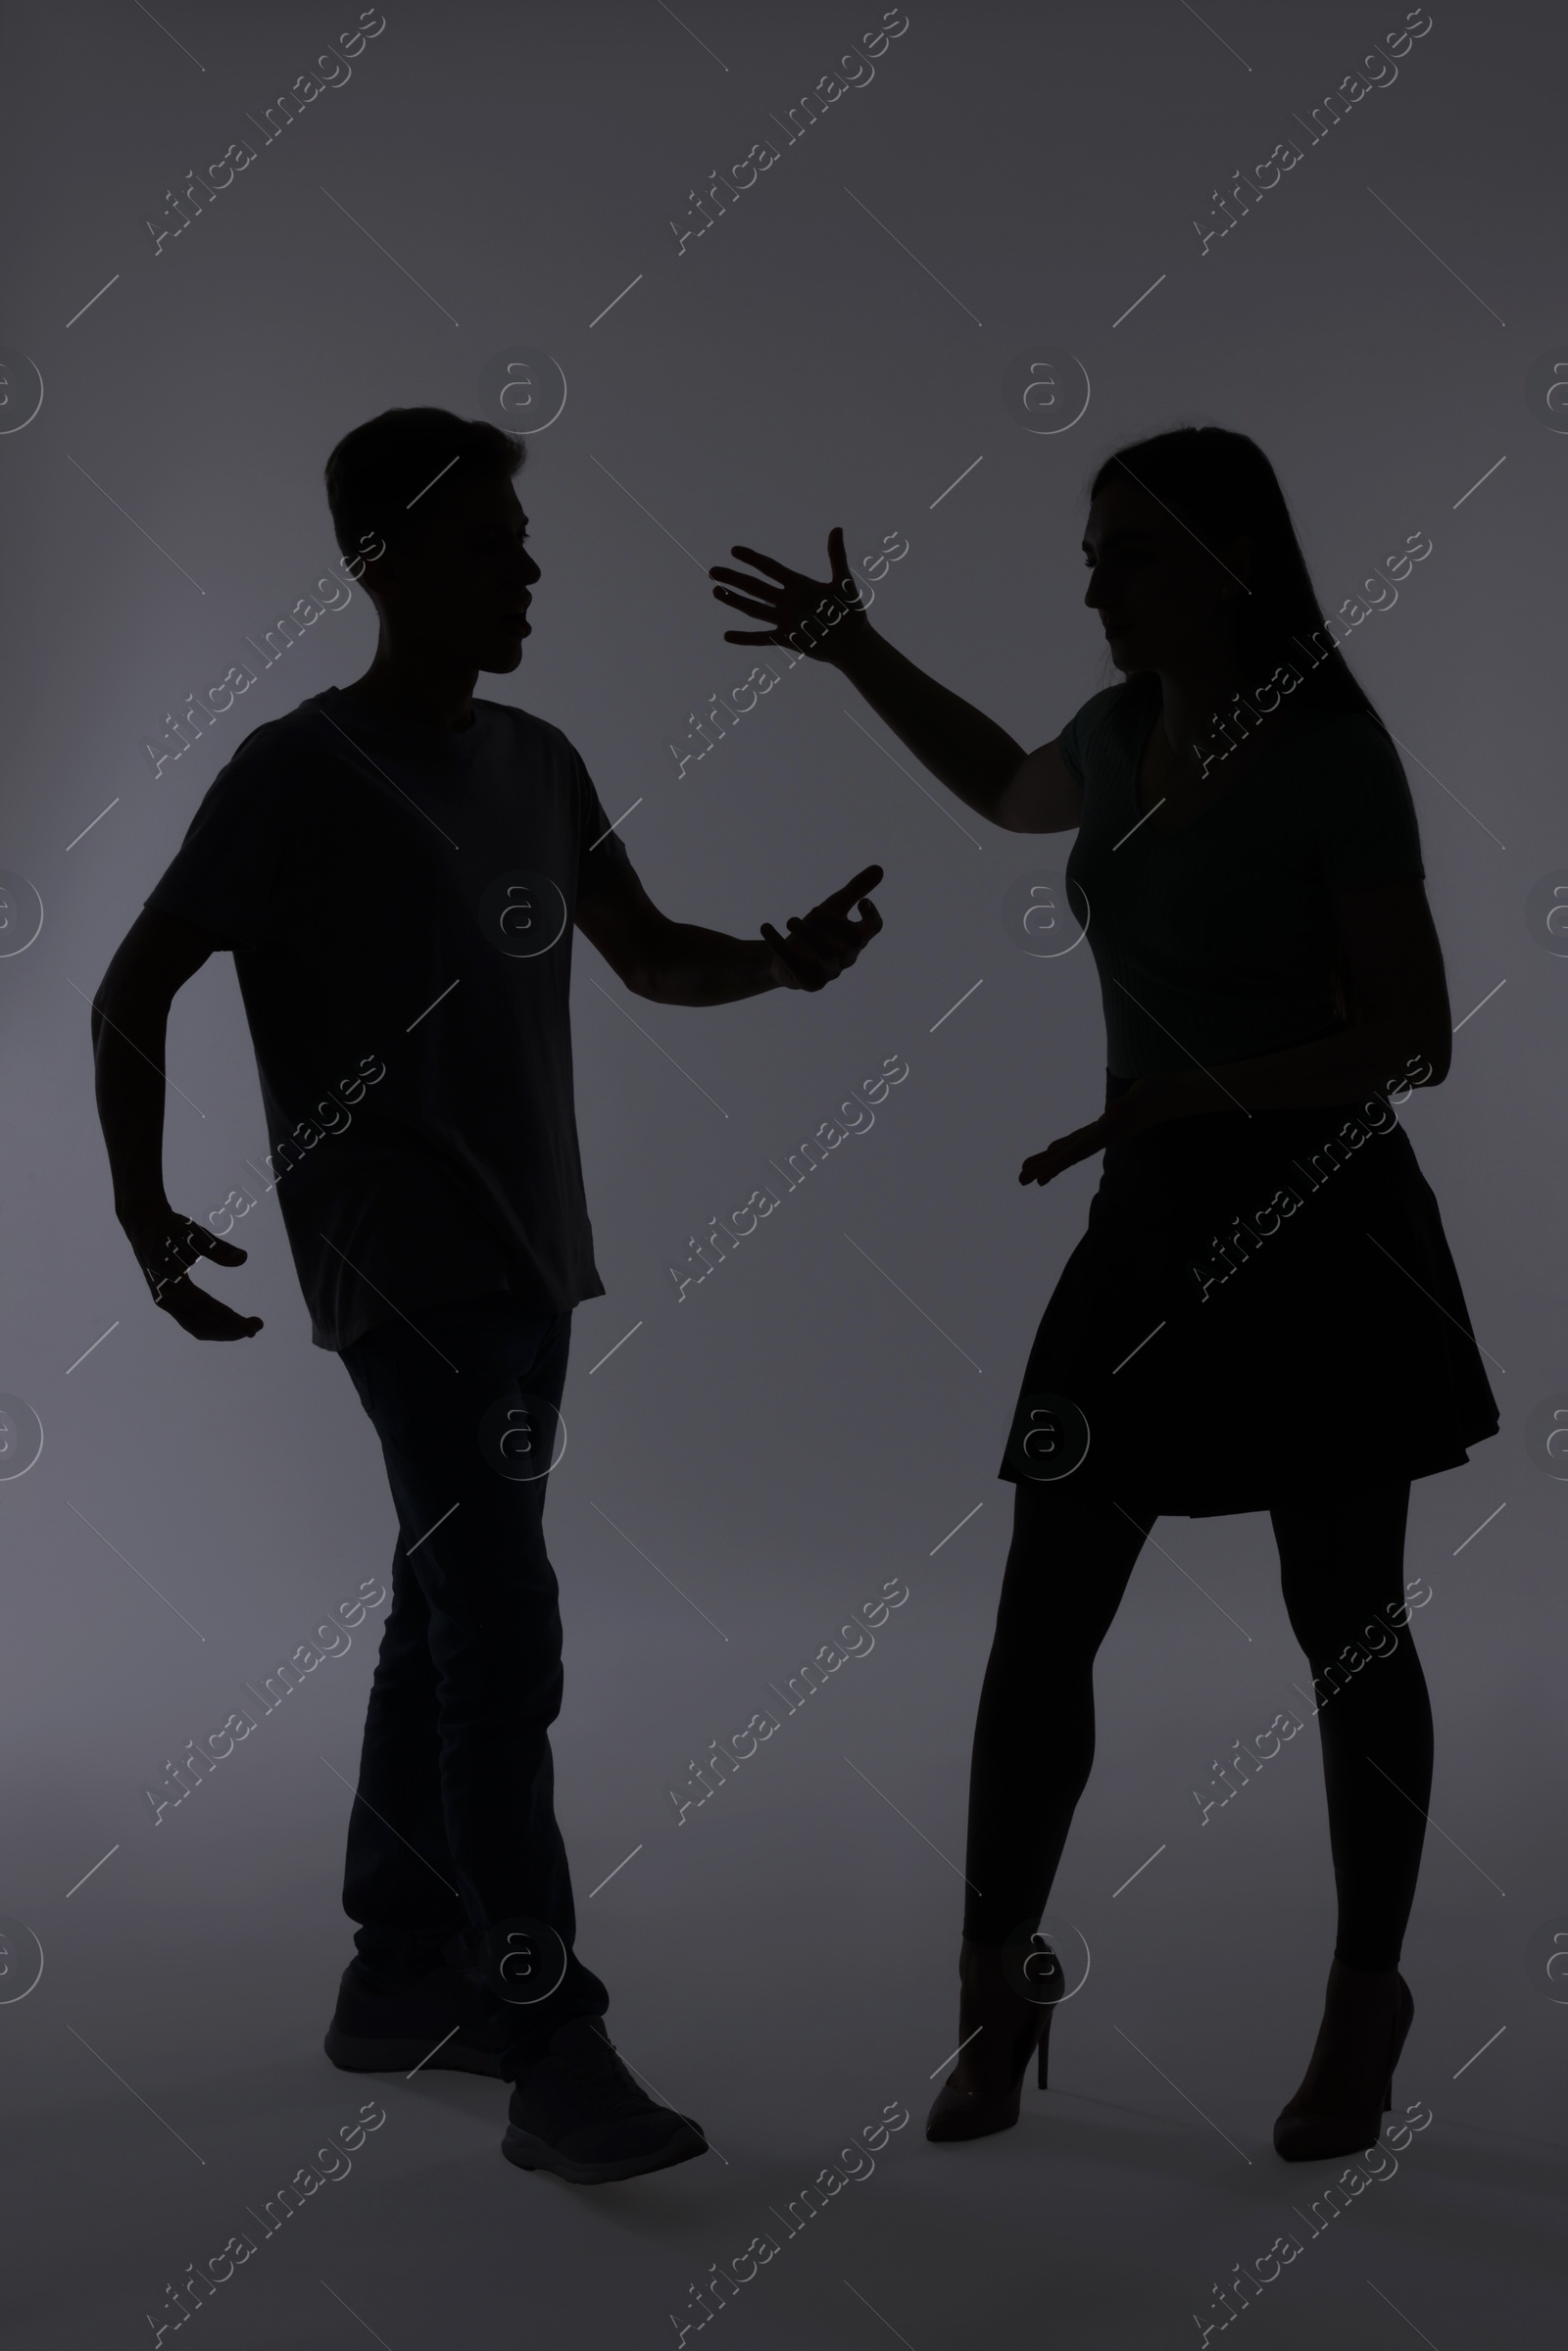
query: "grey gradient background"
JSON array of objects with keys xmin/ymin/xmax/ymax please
[{"xmin": 1, "ymin": 1, "xmax": 1564, "ymax": 2344}]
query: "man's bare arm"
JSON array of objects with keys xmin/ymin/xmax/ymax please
[
  {"xmin": 575, "ymin": 857, "xmax": 884, "ymax": 1005},
  {"xmin": 92, "ymin": 907, "xmax": 265, "ymax": 1340}
]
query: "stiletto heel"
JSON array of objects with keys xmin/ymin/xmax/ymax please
[
  {"xmin": 926, "ymin": 1935, "xmax": 1062, "ymax": 2143},
  {"xmin": 1273, "ymin": 1963, "xmax": 1413, "ymax": 2162}
]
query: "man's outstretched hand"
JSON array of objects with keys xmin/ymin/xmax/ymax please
[
  {"xmin": 762, "ymin": 864, "xmax": 884, "ymax": 992},
  {"xmin": 121, "ymin": 1202, "xmax": 265, "ymax": 1340}
]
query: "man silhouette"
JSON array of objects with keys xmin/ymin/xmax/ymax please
[{"xmin": 91, "ymin": 406, "xmax": 883, "ymax": 2184}]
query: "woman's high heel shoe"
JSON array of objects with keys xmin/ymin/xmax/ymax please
[
  {"xmin": 1272, "ymin": 1958, "xmax": 1414, "ymax": 2162},
  {"xmin": 925, "ymin": 1935, "xmax": 1063, "ymax": 2143}
]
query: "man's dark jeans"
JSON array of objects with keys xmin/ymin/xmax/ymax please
[{"xmin": 339, "ymin": 1292, "xmax": 609, "ymax": 2073}]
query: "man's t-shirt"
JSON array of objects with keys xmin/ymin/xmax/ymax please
[
  {"xmin": 1058, "ymin": 678, "xmax": 1426, "ymax": 1080},
  {"xmin": 145, "ymin": 686, "xmax": 634, "ymax": 1351}
]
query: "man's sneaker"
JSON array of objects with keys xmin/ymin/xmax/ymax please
[
  {"xmin": 323, "ymin": 1959, "xmax": 506, "ymax": 2078},
  {"xmin": 502, "ymin": 2015, "xmax": 708, "ymax": 2184}
]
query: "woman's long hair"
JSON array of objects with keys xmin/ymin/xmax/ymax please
[
  {"xmin": 1088, "ymin": 424, "xmax": 1392, "ymax": 740},
  {"xmin": 1090, "ymin": 426, "xmax": 1400, "ymax": 1026}
]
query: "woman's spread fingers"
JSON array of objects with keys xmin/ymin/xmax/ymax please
[
  {"xmin": 711, "ymin": 589, "xmax": 780, "ymax": 620},
  {"xmin": 709, "ymin": 566, "xmax": 777, "ymax": 592},
  {"xmin": 728, "ymin": 544, "xmax": 800, "ymax": 585}
]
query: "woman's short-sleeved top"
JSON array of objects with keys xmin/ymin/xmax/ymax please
[{"xmin": 1058, "ymin": 679, "xmax": 1425, "ymax": 1080}]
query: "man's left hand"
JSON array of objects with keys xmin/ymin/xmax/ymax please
[{"xmin": 763, "ymin": 863, "xmax": 885, "ymax": 991}]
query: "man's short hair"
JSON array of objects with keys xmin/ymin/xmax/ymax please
[{"xmin": 324, "ymin": 406, "xmax": 523, "ymax": 564}]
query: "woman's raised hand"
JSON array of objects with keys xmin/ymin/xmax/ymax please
[{"xmin": 710, "ymin": 525, "xmax": 870, "ymax": 664}]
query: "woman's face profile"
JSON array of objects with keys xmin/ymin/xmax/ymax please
[{"xmin": 1081, "ymin": 475, "xmax": 1249, "ymax": 674}]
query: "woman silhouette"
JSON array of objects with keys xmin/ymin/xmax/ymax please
[{"xmin": 711, "ymin": 426, "xmax": 1499, "ymax": 2162}]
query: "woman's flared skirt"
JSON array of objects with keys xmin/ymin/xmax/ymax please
[{"xmin": 998, "ymin": 1074, "xmax": 1499, "ymax": 1517}]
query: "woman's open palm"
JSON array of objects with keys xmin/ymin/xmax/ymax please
[{"xmin": 710, "ymin": 525, "xmax": 868, "ymax": 661}]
